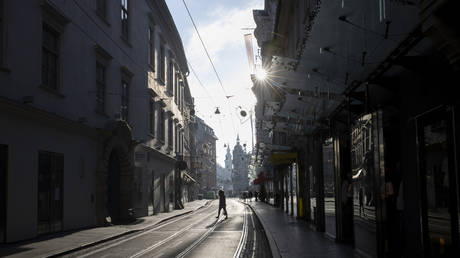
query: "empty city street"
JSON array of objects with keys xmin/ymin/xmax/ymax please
[{"xmin": 63, "ymin": 199, "xmax": 270, "ymax": 258}]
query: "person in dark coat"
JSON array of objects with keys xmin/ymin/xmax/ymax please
[{"xmin": 216, "ymin": 190, "xmax": 228, "ymax": 219}]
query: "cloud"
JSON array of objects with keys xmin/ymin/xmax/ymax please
[{"xmin": 182, "ymin": 0, "xmax": 262, "ymax": 165}]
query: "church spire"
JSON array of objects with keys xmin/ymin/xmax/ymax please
[{"xmin": 236, "ymin": 134, "xmax": 240, "ymax": 144}]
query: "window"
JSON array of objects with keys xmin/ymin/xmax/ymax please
[
  {"xmin": 96, "ymin": 0, "xmax": 106, "ymax": 19},
  {"xmin": 159, "ymin": 42, "xmax": 165, "ymax": 83},
  {"xmin": 96, "ymin": 62, "xmax": 106, "ymax": 114},
  {"xmin": 167, "ymin": 60, "xmax": 173, "ymax": 93},
  {"xmin": 159, "ymin": 110, "xmax": 165, "ymax": 142},
  {"xmin": 175, "ymin": 125, "xmax": 179, "ymax": 152},
  {"xmin": 42, "ymin": 24, "xmax": 60, "ymax": 90},
  {"xmin": 120, "ymin": 0, "xmax": 129, "ymax": 39},
  {"xmin": 179, "ymin": 84, "xmax": 184, "ymax": 111},
  {"xmin": 180, "ymin": 131, "xmax": 184, "ymax": 154},
  {"xmin": 168, "ymin": 118, "xmax": 173, "ymax": 148},
  {"xmin": 148, "ymin": 27, "xmax": 155, "ymax": 68},
  {"xmin": 174, "ymin": 72, "xmax": 179, "ymax": 104},
  {"xmin": 149, "ymin": 99, "xmax": 155, "ymax": 135},
  {"xmin": 121, "ymin": 80, "xmax": 129, "ymax": 121}
]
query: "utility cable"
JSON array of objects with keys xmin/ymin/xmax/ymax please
[{"xmin": 181, "ymin": 0, "xmax": 237, "ymax": 136}]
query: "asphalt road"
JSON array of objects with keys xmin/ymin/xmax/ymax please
[{"xmin": 64, "ymin": 199, "xmax": 271, "ymax": 258}]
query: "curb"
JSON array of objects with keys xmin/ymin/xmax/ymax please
[
  {"xmin": 45, "ymin": 200, "xmax": 212, "ymax": 258},
  {"xmin": 239, "ymin": 201, "xmax": 282, "ymax": 258}
]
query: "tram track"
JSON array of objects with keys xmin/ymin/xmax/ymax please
[
  {"xmin": 64, "ymin": 199, "xmax": 264, "ymax": 258},
  {"xmin": 72, "ymin": 201, "xmax": 216, "ymax": 258}
]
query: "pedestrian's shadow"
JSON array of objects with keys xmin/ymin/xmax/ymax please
[{"xmin": 206, "ymin": 217, "xmax": 226, "ymax": 228}]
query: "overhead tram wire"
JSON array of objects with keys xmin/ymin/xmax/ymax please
[
  {"xmin": 181, "ymin": 0, "xmax": 237, "ymax": 136},
  {"xmin": 187, "ymin": 60, "xmax": 228, "ymax": 144}
]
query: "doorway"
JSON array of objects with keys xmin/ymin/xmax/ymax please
[
  {"xmin": 107, "ymin": 151, "xmax": 121, "ymax": 223},
  {"xmin": 37, "ymin": 151, "xmax": 63, "ymax": 235},
  {"xmin": 418, "ymin": 106, "xmax": 459, "ymax": 257}
]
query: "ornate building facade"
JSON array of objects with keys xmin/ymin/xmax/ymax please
[
  {"xmin": 0, "ymin": 0, "xmax": 194, "ymax": 242},
  {"xmin": 231, "ymin": 135, "xmax": 250, "ymax": 194}
]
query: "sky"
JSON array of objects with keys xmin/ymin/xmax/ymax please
[{"xmin": 165, "ymin": 0, "xmax": 264, "ymax": 166}]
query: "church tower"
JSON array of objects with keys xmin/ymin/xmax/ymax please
[
  {"xmin": 225, "ymin": 146, "xmax": 232, "ymax": 171},
  {"xmin": 232, "ymin": 134, "xmax": 249, "ymax": 194}
]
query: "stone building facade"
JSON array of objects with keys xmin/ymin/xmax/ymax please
[
  {"xmin": 0, "ymin": 0, "xmax": 194, "ymax": 243},
  {"xmin": 232, "ymin": 135, "xmax": 250, "ymax": 194},
  {"xmin": 193, "ymin": 117, "xmax": 217, "ymax": 193}
]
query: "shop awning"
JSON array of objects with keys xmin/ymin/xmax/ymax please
[
  {"xmin": 253, "ymin": 172, "xmax": 266, "ymax": 185},
  {"xmin": 269, "ymin": 152, "xmax": 297, "ymax": 165}
]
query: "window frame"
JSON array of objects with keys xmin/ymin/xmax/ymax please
[
  {"xmin": 120, "ymin": 0, "xmax": 129, "ymax": 40},
  {"xmin": 168, "ymin": 118, "xmax": 173, "ymax": 149},
  {"xmin": 95, "ymin": 62, "xmax": 106, "ymax": 114},
  {"xmin": 159, "ymin": 109, "xmax": 165, "ymax": 143},
  {"xmin": 167, "ymin": 59, "xmax": 174, "ymax": 93},
  {"xmin": 148, "ymin": 26, "xmax": 155, "ymax": 69},
  {"xmin": 149, "ymin": 98, "xmax": 155, "ymax": 136},
  {"xmin": 158, "ymin": 41, "xmax": 165, "ymax": 84},
  {"xmin": 41, "ymin": 23, "xmax": 60, "ymax": 91}
]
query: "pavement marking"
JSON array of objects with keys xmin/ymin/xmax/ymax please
[
  {"xmin": 78, "ymin": 202, "xmax": 216, "ymax": 258},
  {"xmin": 130, "ymin": 211, "xmax": 216, "ymax": 258}
]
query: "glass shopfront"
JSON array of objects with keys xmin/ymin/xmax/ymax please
[
  {"xmin": 351, "ymin": 113, "xmax": 383, "ymax": 257},
  {"xmin": 417, "ymin": 106, "xmax": 460, "ymax": 257},
  {"xmin": 323, "ymin": 138, "xmax": 336, "ymax": 238}
]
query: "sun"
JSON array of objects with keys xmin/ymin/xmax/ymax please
[{"xmin": 255, "ymin": 69, "xmax": 267, "ymax": 81}]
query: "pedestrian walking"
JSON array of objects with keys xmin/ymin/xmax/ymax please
[
  {"xmin": 248, "ymin": 191, "xmax": 253, "ymax": 201},
  {"xmin": 216, "ymin": 189, "xmax": 228, "ymax": 219},
  {"xmin": 254, "ymin": 191, "xmax": 258, "ymax": 201}
]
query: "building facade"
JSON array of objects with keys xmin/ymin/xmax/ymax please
[
  {"xmin": 0, "ymin": 0, "xmax": 194, "ymax": 243},
  {"xmin": 193, "ymin": 117, "xmax": 217, "ymax": 193},
  {"xmin": 232, "ymin": 135, "xmax": 250, "ymax": 194},
  {"xmin": 252, "ymin": 0, "xmax": 460, "ymax": 257}
]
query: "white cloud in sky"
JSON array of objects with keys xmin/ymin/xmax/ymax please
[{"xmin": 180, "ymin": 1, "xmax": 263, "ymax": 166}]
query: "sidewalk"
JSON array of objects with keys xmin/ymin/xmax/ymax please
[
  {"xmin": 0, "ymin": 200, "xmax": 211, "ymax": 258},
  {"xmin": 245, "ymin": 201, "xmax": 356, "ymax": 258}
]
